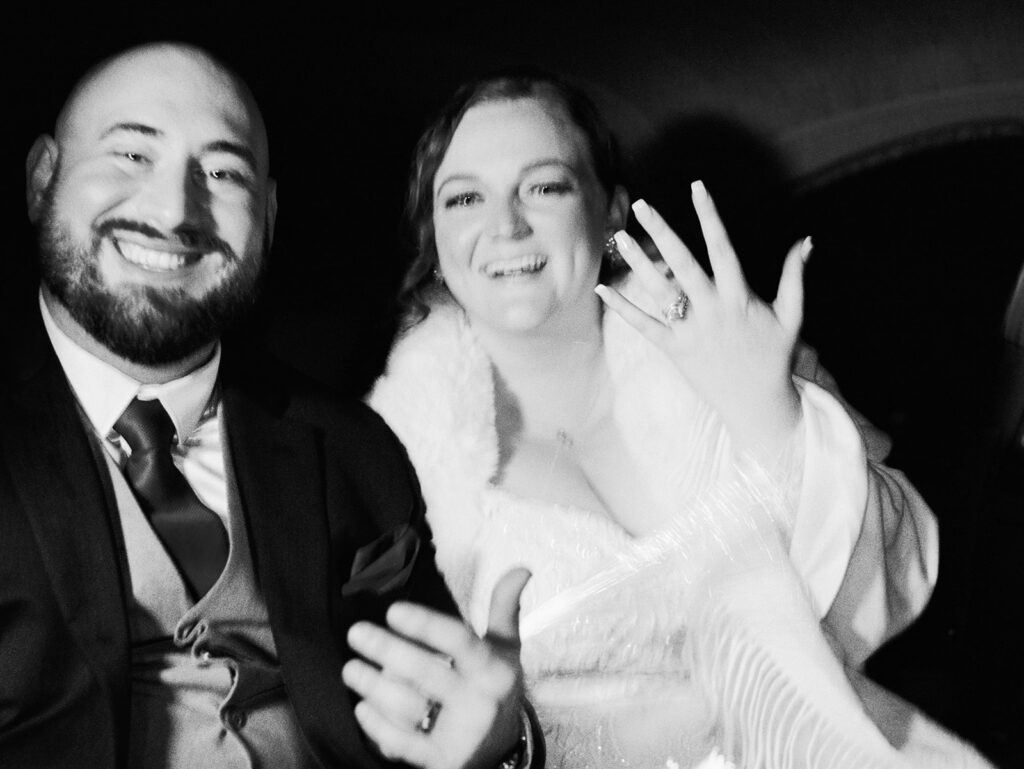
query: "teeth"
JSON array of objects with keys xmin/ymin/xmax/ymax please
[
  {"xmin": 117, "ymin": 241, "xmax": 193, "ymax": 272},
  {"xmin": 484, "ymin": 255, "xmax": 547, "ymax": 277}
]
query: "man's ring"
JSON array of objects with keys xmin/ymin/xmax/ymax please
[
  {"xmin": 416, "ymin": 699, "xmax": 443, "ymax": 734},
  {"xmin": 662, "ymin": 291, "xmax": 689, "ymax": 322}
]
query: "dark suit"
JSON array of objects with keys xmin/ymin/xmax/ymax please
[{"xmin": 0, "ymin": 306, "xmax": 460, "ymax": 768}]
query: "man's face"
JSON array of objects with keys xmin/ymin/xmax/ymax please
[{"xmin": 33, "ymin": 46, "xmax": 275, "ymax": 365}]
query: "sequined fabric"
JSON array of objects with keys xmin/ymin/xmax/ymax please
[{"xmin": 467, "ymin": 488, "xmax": 722, "ymax": 768}]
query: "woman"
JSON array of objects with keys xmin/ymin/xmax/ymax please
[{"xmin": 367, "ymin": 72, "xmax": 981, "ymax": 767}]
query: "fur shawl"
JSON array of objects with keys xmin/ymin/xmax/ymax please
[{"xmin": 367, "ymin": 302, "xmax": 869, "ymax": 622}]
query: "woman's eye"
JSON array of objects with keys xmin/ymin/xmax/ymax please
[
  {"xmin": 529, "ymin": 181, "xmax": 573, "ymax": 196},
  {"xmin": 443, "ymin": 192, "xmax": 480, "ymax": 209},
  {"xmin": 120, "ymin": 151, "xmax": 148, "ymax": 164}
]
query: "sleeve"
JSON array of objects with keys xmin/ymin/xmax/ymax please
[{"xmin": 788, "ymin": 345, "xmax": 939, "ymax": 666}]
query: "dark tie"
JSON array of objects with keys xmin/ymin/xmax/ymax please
[{"xmin": 115, "ymin": 397, "xmax": 229, "ymax": 600}]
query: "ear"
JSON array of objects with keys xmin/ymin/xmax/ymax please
[
  {"xmin": 605, "ymin": 184, "xmax": 630, "ymax": 234},
  {"xmin": 26, "ymin": 135, "xmax": 58, "ymax": 223},
  {"xmin": 264, "ymin": 176, "xmax": 278, "ymax": 249}
]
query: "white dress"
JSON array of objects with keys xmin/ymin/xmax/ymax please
[{"xmin": 368, "ymin": 301, "xmax": 967, "ymax": 768}]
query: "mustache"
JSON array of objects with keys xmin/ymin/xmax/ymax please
[{"xmin": 96, "ymin": 218, "xmax": 237, "ymax": 260}]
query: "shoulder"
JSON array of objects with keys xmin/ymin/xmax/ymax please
[{"xmin": 220, "ymin": 337, "xmax": 417, "ymax": 477}]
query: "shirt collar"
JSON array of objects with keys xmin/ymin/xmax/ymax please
[{"xmin": 40, "ymin": 291, "xmax": 221, "ymax": 445}]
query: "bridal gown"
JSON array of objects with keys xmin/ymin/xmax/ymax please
[
  {"xmin": 366, "ymin": 302, "xmax": 978, "ymax": 768},
  {"xmin": 467, "ymin": 480, "xmax": 990, "ymax": 769}
]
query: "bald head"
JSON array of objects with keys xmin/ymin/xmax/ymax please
[
  {"xmin": 27, "ymin": 40, "xmax": 277, "ymax": 381},
  {"xmin": 55, "ymin": 42, "xmax": 270, "ymax": 177}
]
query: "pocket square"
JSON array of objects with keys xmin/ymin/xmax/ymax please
[{"xmin": 342, "ymin": 524, "xmax": 421, "ymax": 598}]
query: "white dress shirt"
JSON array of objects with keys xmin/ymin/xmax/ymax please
[{"xmin": 40, "ymin": 292, "xmax": 230, "ymax": 524}]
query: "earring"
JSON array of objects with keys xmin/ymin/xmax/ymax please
[
  {"xmin": 432, "ymin": 266, "xmax": 445, "ymax": 284},
  {"xmin": 603, "ymin": 234, "xmax": 623, "ymax": 265}
]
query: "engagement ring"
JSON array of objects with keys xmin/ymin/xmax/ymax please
[
  {"xmin": 662, "ymin": 291, "xmax": 689, "ymax": 322},
  {"xmin": 416, "ymin": 698, "xmax": 443, "ymax": 734}
]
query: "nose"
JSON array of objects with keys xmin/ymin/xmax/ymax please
[
  {"xmin": 131, "ymin": 159, "xmax": 207, "ymax": 234},
  {"xmin": 490, "ymin": 194, "xmax": 531, "ymax": 240}
]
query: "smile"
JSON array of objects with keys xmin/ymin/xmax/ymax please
[
  {"xmin": 114, "ymin": 239, "xmax": 208, "ymax": 272},
  {"xmin": 482, "ymin": 255, "xmax": 547, "ymax": 278}
]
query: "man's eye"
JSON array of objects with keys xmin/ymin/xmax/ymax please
[{"xmin": 202, "ymin": 168, "xmax": 250, "ymax": 187}]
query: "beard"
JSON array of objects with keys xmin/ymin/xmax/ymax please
[{"xmin": 36, "ymin": 187, "xmax": 268, "ymax": 367}]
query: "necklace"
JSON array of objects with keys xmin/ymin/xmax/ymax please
[
  {"xmin": 491, "ymin": 336, "xmax": 611, "ymax": 467},
  {"xmin": 548, "ymin": 364, "xmax": 612, "ymax": 458}
]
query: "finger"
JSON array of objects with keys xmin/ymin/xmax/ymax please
[
  {"xmin": 353, "ymin": 700, "xmax": 430, "ymax": 766},
  {"xmin": 594, "ymin": 285, "xmax": 672, "ymax": 341},
  {"xmin": 772, "ymin": 236, "xmax": 812, "ymax": 334},
  {"xmin": 631, "ymin": 198, "xmax": 713, "ymax": 304},
  {"xmin": 348, "ymin": 620, "xmax": 458, "ymax": 698},
  {"xmin": 689, "ymin": 180, "xmax": 746, "ymax": 304},
  {"xmin": 610, "ymin": 229, "xmax": 682, "ymax": 308},
  {"xmin": 342, "ymin": 657, "xmax": 434, "ymax": 729},
  {"xmin": 385, "ymin": 602, "xmax": 493, "ymax": 676},
  {"xmin": 485, "ymin": 566, "xmax": 531, "ymax": 646}
]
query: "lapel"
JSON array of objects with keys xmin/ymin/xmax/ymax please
[
  {"xmin": 1, "ymin": 309, "xmax": 131, "ymax": 743},
  {"xmin": 218, "ymin": 345, "xmax": 375, "ymax": 765}
]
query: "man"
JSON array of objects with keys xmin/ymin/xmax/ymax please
[{"xmin": 0, "ymin": 41, "xmax": 537, "ymax": 769}]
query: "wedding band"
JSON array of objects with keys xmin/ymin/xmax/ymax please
[
  {"xmin": 416, "ymin": 699, "xmax": 442, "ymax": 734},
  {"xmin": 662, "ymin": 291, "xmax": 689, "ymax": 322}
]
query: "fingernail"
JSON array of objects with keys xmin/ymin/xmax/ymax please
[
  {"xmin": 386, "ymin": 602, "xmax": 412, "ymax": 626},
  {"xmin": 347, "ymin": 622, "xmax": 370, "ymax": 646},
  {"xmin": 631, "ymin": 199, "xmax": 650, "ymax": 218},
  {"xmin": 691, "ymin": 179, "xmax": 707, "ymax": 198},
  {"xmin": 340, "ymin": 659, "xmax": 360, "ymax": 686},
  {"xmin": 613, "ymin": 230, "xmax": 633, "ymax": 252},
  {"xmin": 801, "ymin": 236, "xmax": 813, "ymax": 262}
]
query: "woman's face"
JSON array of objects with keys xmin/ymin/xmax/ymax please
[{"xmin": 432, "ymin": 97, "xmax": 618, "ymax": 336}]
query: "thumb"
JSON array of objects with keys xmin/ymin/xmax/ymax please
[{"xmin": 485, "ymin": 566, "xmax": 532, "ymax": 648}]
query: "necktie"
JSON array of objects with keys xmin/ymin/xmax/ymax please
[{"xmin": 115, "ymin": 397, "xmax": 229, "ymax": 600}]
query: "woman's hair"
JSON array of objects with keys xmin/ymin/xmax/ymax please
[{"xmin": 400, "ymin": 68, "xmax": 627, "ymax": 323}]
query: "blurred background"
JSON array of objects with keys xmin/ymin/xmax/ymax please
[{"xmin": 3, "ymin": 0, "xmax": 1023, "ymax": 760}]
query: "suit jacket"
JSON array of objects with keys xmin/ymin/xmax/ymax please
[{"xmin": 0, "ymin": 306, "xmax": 462, "ymax": 769}]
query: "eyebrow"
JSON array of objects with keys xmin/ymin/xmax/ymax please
[
  {"xmin": 203, "ymin": 139, "xmax": 259, "ymax": 173},
  {"xmin": 435, "ymin": 158, "xmax": 577, "ymax": 193},
  {"xmin": 99, "ymin": 123, "xmax": 259, "ymax": 172},
  {"xmin": 100, "ymin": 122, "xmax": 160, "ymax": 140}
]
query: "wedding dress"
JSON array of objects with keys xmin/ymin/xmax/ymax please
[
  {"xmin": 510, "ymin": 467, "xmax": 989, "ymax": 768},
  {"xmin": 367, "ymin": 303, "xmax": 964, "ymax": 768}
]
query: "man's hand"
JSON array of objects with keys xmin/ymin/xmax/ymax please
[{"xmin": 343, "ymin": 567, "xmax": 531, "ymax": 769}]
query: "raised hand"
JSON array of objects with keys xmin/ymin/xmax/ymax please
[
  {"xmin": 342, "ymin": 567, "xmax": 532, "ymax": 769},
  {"xmin": 595, "ymin": 180, "xmax": 811, "ymax": 461}
]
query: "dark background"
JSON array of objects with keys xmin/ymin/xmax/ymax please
[
  {"xmin": 5, "ymin": 0, "xmax": 1023, "ymax": 394},
  {"xmin": 4, "ymin": 0, "xmax": 1024, "ymax": 756}
]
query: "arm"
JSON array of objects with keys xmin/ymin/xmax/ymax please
[
  {"xmin": 595, "ymin": 181, "xmax": 937, "ymax": 668},
  {"xmin": 791, "ymin": 348, "xmax": 939, "ymax": 666}
]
